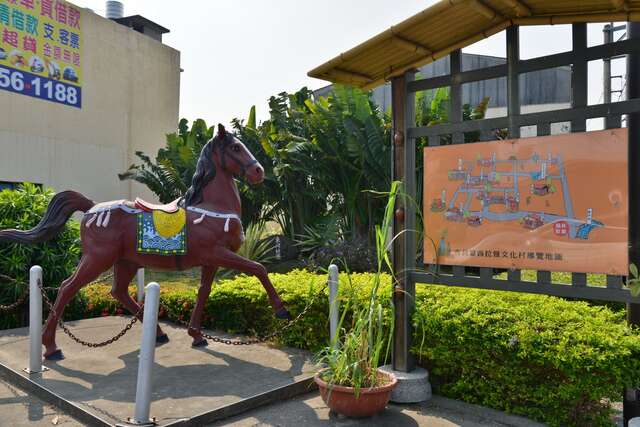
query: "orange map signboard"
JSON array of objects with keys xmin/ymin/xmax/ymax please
[{"xmin": 423, "ymin": 129, "xmax": 628, "ymax": 275}]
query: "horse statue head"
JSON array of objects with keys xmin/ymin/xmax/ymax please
[{"xmin": 184, "ymin": 124, "xmax": 264, "ymax": 206}]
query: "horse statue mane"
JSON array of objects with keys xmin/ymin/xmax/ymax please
[{"xmin": 183, "ymin": 124, "xmax": 232, "ymax": 207}]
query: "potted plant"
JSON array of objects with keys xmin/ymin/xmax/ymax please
[{"xmin": 314, "ymin": 182, "xmax": 400, "ymax": 417}]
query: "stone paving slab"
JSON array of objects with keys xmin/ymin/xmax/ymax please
[
  {"xmin": 209, "ymin": 393, "xmax": 547, "ymax": 427},
  {"xmin": 0, "ymin": 316, "xmax": 316, "ymax": 426},
  {"xmin": 0, "ymin": 378, "xmax": 83, "ymax": 427}
]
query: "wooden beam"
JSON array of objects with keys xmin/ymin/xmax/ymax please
[
  {"xmin": 498, "ymin": 0, "xmax": 531, "ymax": 17},
  {"xmin": 326, "ymin": 68, "xmax": 372, "ymax": 85},
  {"xmin": 372, "ymin": 19, "xmax": 511, "ymax": 89},
  {"xmin": 514, "ymin": 12, "xmax": 640, "ymax": 25},
  {"xmin": 469, "ymin": 0, "xmax": 502, "ymax": 20},
  {"xmin": 611, "ymin": 0, "xmax": 629, "ymax": 12},
  {"xmin": 390, "ymin": 35, "xmax": 433, "ymax": 57}
]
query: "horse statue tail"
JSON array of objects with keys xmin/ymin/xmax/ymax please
[{"xmin": 0, "ymin": 191, "xmax": 94, "ymax": 244}]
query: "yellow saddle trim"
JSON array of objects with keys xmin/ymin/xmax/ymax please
[{"xmin": 152, "ymin": 208, "xmax": 186, "ymax": 238}]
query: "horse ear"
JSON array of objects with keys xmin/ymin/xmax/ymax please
[{"xmin": 217, "ymin": 124, "xmax": 226, "ymax": 139}]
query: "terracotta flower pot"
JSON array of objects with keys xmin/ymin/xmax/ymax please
[{"xmin": 314, "ymin": 369, "xmax": 397, "ymax": 418}]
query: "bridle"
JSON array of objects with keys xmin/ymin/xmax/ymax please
[{"xmin": 218, "ymin": 137, "xmax": 258, "ymax": 177}]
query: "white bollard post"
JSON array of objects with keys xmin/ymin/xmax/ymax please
[
  {"xmin": 328, "ymin": 264, "xmax": 339, "ymax": 349},
  {"xmin": 630, "ymin": 417, "xmax": 640, "ymax": 427},
  {"xmin": 25, "ymin": 266, "xmax": 46, "ymax": 374},
  {"xmin": 132, "ymin": 282, "xmax": 160, "ymax": 425},
  {"xmin": 136, "ymin": 268, "xmax": 145, "ymax": 303}
]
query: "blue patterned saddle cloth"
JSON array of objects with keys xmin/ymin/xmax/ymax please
[{"xmin": 137, "ymin": 209, "xmax": 186, "ymax": 255}]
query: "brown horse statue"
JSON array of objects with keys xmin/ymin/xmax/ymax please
[{"xmin": 0, "ymin": 124, "xmax": 290, "ymax": 360}]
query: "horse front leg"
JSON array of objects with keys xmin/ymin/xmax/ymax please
[
  {"xmin": 211, "ymin": 248, "xmax": 290, "ymax": 319},
  {"xmin": 188, "ymin": 266, "xmax": 217, "ymax": 347},
  {"xmin": 43, "ymin": 255, "xmax": 113, "ymax": 360}
]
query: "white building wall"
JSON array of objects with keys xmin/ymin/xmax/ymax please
[{"xmin": 0, "ymin": 9, "xmax": 180, "ymax": 203}]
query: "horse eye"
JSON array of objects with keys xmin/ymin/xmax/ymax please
[{"xmin": 232, "ymin": 145, "xmax": 241, "ymax": 152}]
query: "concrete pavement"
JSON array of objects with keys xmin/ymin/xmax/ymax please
[
  {"xmin": 0, "ymin": 316, "xmax": 316, "ymax": 425},
  {"xmin": 208, "ymin": 393, "xmax": 547, "ymax": 427}
]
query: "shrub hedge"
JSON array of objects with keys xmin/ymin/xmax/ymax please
[
  {"xmin": 0, "ymin": 184, "xmax": 84, "ymax": 329},
  {"xmin": 79, "ymin": 270, "xmax": 640, "ymax": 426}
]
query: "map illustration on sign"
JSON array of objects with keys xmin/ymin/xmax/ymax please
[{"xmin": 423, "ymin": 129, "xmax": 628, "ymax": 275}]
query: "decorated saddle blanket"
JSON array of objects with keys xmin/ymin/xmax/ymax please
[{"xmin": 137, "ymin": 208, "xmax": 187, "ymax": 255}]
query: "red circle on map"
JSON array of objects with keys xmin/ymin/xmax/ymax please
[{"xmin": 553, "ymin": 221, "xmax": 569, "ymax": 236}]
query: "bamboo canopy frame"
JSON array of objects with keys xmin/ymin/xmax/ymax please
[{"xmin": 308, "ymin": 0, "xmax": 640, "ymax": 90}]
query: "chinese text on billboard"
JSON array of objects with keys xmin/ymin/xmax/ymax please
[{"xmin": 0, "ymin": 0, "xmax": 82, "ymax": 108}]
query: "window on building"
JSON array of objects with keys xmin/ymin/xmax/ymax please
[{"xmin": 0, "ymin": 181, "xmax": 42, "ymax": 191}]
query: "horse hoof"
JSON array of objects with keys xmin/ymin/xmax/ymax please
[
  {"xmin": 156, "ymin": 334, "xmax": 169, "ymax": 345},
  {"xmin": 275, "ymin": 307, "xmax": 291, "ymax": 320},
  {"xmin": 191, "ymin": 338, "xmax": 208, "ymax": 347},
  {"xmin": 44, "ymin": 349, "xmax": 64, "ymax": 361}
]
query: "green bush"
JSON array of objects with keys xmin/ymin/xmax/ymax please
[
  {"xmin": 80, "ymin": 270, "xmax": 640, "ymax": 426},
  {"xmin": 0, "ymin": 184, "xmax": 84, "ymax": 329},
  {"xmin": 412, "ymin": 286, "xmax": 640, "ymax": 426}
]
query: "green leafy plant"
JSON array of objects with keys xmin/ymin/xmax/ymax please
[
  {"xmin": 314, "ymin": 181, "xmax": 400, "ymax": 394},
  {"xmin": 629, "ymin": 263, "xmax": 640, "ymax": 296},
  {"xmin": 120, "ymin": 86, "xmax": 494, "ymax": 254},
  {"xmin": 0, "ymin": 184, "xmax": 84, "ymax": 329},
  {"xmin": 217, "ymin": 221, "xmax": 276, "ymax": 279},
  {"xmin": 294, "ymin": 219, "xmax": 341, "ymax": 255},
  {"xmin": 119, "ymin": 119, "xmax": 213, "ymax": 203},
  {"xmin": 80, "ymin": 267, "xmax": 640, "ymax": 426}
]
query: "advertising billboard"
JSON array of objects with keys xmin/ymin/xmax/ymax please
[
  {"xmin": 0, "ymin": 0, "xmax": 82, "ymax": 108},
  {"xmin": 423, "ymin": 129, "xmax": 628, "ymax": 275}
]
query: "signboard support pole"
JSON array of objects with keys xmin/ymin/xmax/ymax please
[
  {"xmin": 390, "ymin": 71, "xmax": 415, "ymax": 373},
  {"xmin": 384, "ymin": 69, "xmax": 431, "ymax": 404},
  {"xmin": 506, "ymin": 25, "xmax": 523, "ymax": 282},
  {"xmin": 624, "ymin": 20, "xmax": 640, "ymax": 427}
]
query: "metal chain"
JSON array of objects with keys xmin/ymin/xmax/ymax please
[
  {"xmin": 160, "ymin": 282, "xmax": 328, "ymax": 346},
  {"xmin": 38, "ymin": 276, "xmax": 141, "ymax": 348},
  {"xmin": 0, "ymin": 288, "xmax": 29, "ymax": 312},
  {"xmin": 0, "ymin": 271, "xmax": 113, "ymax": 313},
  {"xmin": 1, "ymin": 269, "xmax": 327, "ymax": 348}
]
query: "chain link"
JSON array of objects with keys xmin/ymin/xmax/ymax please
[
  {"xmin": 0, "ymin": 288, "xmax": 29, "ymax": 312},
  {"xmin": 37, "ymin": 277, "xmax": 141, "ymax": 348},
  {"xmin": 0, "ymin": 271, "xmax": 113, "ymax": 313},
  {"xmin": 0, "ymin": 272, "xmax": 32, "ymax": 312},
  {"xmin": 1, "ymin": 270, "xmax": 326, "ymax": 348},
  {"xmin": 160, "ymin": 282, "xmax": 328, "ymax": 346}
]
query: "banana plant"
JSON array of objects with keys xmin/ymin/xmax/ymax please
[{"xmin": 119, "ymin": 118, "xmax": 213, "ymax": 203}]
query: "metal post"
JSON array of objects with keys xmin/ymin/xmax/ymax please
[
  {"xmin": 136, "ymin": 268, "xmax": 145, "ymax": 303},
  {"xmin": 506, "ymin": 25, "xmax": 522, "ymax": 281},
  {"xmin": 604, "ymin": 23, "xmax": 613, "ymax": 105},
  {"xmin": 450, "ymin": 50, "xmax": 463, "ymax": 144},
  {"xmin": 571, "ymin": 23, "xmax": 588, "ymax": 133},
  {"xmin": 25, "ymin": 266, "xmax": 46, "ymax": 374},
  {"xmin": 132, "ymin": 282, "xmax": 160, "ymax": 426},
  {"xmin": 328, "ymin": 264, "xmax": 339, "ymax": 348},
  {"xmin": 507, "ymin": 25, "xmax": 521, "ymax": 139},
  {"xmin": 624, "ymin": 21, "xmax": 640, "ymax": 427}
]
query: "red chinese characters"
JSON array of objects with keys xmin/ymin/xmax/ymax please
[
  {"xmin": 40, "ymin": 0, "xmax": 53, "ymax": 19},
  {"xmin": 54, "ymin": 1, "xmax": 67, "ymax": 24},
  {"xmin": 22, "ymin": 35, "xmax": 36, "ymax": 53},
  {"xmin": 2, "ymin": 28, "xmax": 18, "ymax": 47}
]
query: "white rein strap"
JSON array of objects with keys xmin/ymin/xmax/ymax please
[{"xmin": 186, "ymin": 206, "xmax": 240, "ymax": 233}]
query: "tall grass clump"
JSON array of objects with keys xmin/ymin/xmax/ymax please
[{"xmin": 315, "ymin": 181, "xmax": 400, "ymax": 395}]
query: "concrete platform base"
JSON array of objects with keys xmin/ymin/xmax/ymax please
[
  {"xmin": 379, "ymin": 365, "xmax": 432, "ymax": 403},
  {"xmin": 0, "ymin": 316, "xmax": 317, "ymax": 426}
]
